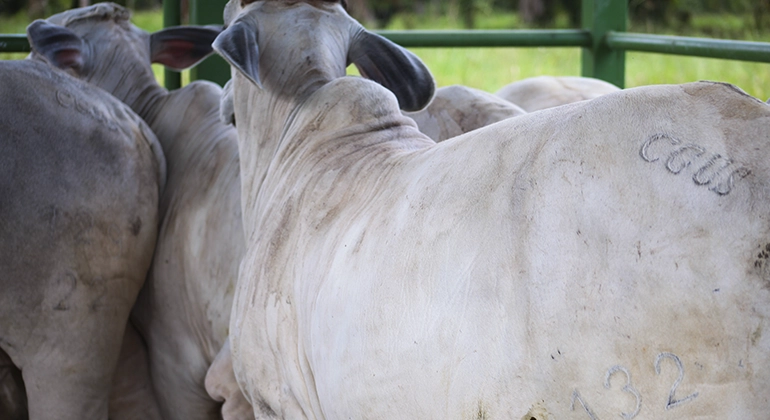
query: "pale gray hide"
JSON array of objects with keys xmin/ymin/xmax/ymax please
[
  {"xmin": 495, "ymin": 75, "xmax": 620, "ymax": 112},
  {"xmin": 205, "ymin": 338, "xmax": 254, "ymax": 420},
  {"xmin": 0, "ymin": 58, "xmax": 164, "ymax": 419},
  {"xmin": 215, "ymin": 1, "xmax": 770, "ymax": 419},
  {"xmin": 403, "ymin": 85, "xmax": 526, "ymax": 142},
  {"xmin": 27, "ymin": 4, "xmax": 251, "ymax": 420}
]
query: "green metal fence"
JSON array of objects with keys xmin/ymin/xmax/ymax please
[{"xmin": 2, "ymin": 0, "xmax": 770, "ymax": 90}]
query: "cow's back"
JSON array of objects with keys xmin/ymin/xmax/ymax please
[
  {"xmin": 506, "ymin": 82, "xmax": 770, "ymax": 419},
  {"xmin": 0, "ymin": 59, "xmax": 162, "ymax": 419},
  {"xmin": 294, "ymin": 82, "xmax": 770, "ymax": 419},
  {"xmin": 420, "ymin": 81, "xmax": 770, "ymax": 419},
  {"xmin": 228, "ymin": 75, "xmax": 770, "ymax": 419}
]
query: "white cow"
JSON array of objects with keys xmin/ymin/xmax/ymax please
[
  {"xmin": 496, "ymin": 75, "xmax": 620, "ymax": 112},
  {"xmin": 27, "ymin": 4, "xmax": 250, "ymax": 420},
  {"xmin": 0, "ymin": 57, "xmax": 165, "ymax": 419},
  {"xmin": 404, "ymin": 85, "xmax": 526, "ymax": 142},
  {"xmin": 215, "ymin": 1, "xmax": 770, "ymax": 418}
]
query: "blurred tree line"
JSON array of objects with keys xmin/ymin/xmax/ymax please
[
  {"xmin": 1, "ymin": 0, "xmax": 160, "ymax": 18},
  {"xmin": 2, "ymin": 0, "xmax": 770, "ymax": 30},
  {"xmin": 348, "ymin": 0, "xmax": 770, "ymax": 30}
]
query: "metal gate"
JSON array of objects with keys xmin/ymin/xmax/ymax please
[{"xmin": 2, "ymin": 0, "xmax": 770, "ymax": 91}]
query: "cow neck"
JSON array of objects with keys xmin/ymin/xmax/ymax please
[
  {"xmin": 233, "ymin": 74, "xmax": 291, "ymax": 238},
  {"xmin": 89, "ymin": 66, "xmax": 209, "ymax": 175},
  {"xmin": 84, "ymin": 60, "xmax": 165, "ymax": 127},
  {"xmin": 235, "ymin": 73, "xmax": 434, "ymax": 240},
  {"xmin": 87, "ymin": 62, "xmax": 206, "ymax": 161},
  {"xmin": 233, "ymin": 56, "xmax": 338, "ymax": 228}
]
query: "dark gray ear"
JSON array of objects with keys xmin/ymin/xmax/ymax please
[
  {"xmin": 212, "ymin": 20, "xmax": 261, "ymax": 88},
  {"xmin": 348, "ymin": 30, "xmax": 435, "ymax": 112},
  {"xmin": 27, "ymin": 20, "xmax": 86, "ymax": 73},
  {"xmin": 151, "ymin": 25, "xmax": 222, "ymax": 70}
]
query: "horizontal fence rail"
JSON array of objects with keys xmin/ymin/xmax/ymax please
[
  {"xmin": 376, "ymin": 29, "xmax": 591, "ymax": 48},
  {"xmin": 606, "ymin": 32, "xmax": 770, "ymax": 63},
  {"xmin": 4, "ymin": 30, "xmax": 770, "ymax": 59},
  {"xmin": 8, "ymin": 29, "xmax": 770, "ymax": 58},
  {"xmin": 1, "ymin": 29, "xmax": 592, "ymax": 52},
  {"xmin": 0, "ymin": 34, "xmax": 30, "ymax": 53},
  {"xmin": 2, "ymin": 13, "xmax": 770, "ymax": 90}
]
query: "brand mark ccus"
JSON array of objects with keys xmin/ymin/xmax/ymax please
[
  {"xmin": 640, "ymin": 133, "xmax": 750, "ymax": 195},
  {"xmin": 56, "ymin": 90, "xmax": 120, "ymax": 131}
]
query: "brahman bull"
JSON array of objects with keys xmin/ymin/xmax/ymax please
[
  {"xmin": 26, "ymin": 4, "xmax": 250, "ymax": 419},
  {"xmin": 215, "ymin": 1, "xmax": 770, "ymax": 418},
  {"xmin": 0, "ymin": 55, "xmax": 165, "ymax": 419}
]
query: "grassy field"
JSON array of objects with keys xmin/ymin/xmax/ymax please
[
  {"xmin": 3, "ymin": 8, "xmax": 770, "ymax": 100},
  {"xmin": 408, "ymin": 47, "xmax": 770, "ymax": 101},
  {"xmin": 380, "ymin": 11, "xmax": 770, "ymax": 100}
]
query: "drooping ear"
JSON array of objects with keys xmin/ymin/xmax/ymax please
[
  {"xmin": 27, "ymin": 20, "xmax": 86, "ymax": 73},
  {"xmin": 150, "ymin": 25, "xmax": 222, "ymax": 70},
  {"xmin": 212, "ymin": 19, "xmax": 261, "ymax": 88},
  {"xmin": 348, "ymin": 30, "xmax": 435, "ymax": 112}
]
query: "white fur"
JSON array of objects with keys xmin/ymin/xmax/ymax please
[
  {"xmin": 0, "ymin": 57, "xmax": 163, "ymax": 420},
  {"xmin": 496, "ymin": 75, "xmax": 620, "ymax": 112},
  {"xmin": 221, "ymin": 2, "xmax": 770, "ymax": 418},
  {"xmin": 405, "ymin": 84, "xmax": 526, "ymax": 142},
  {"xmin": 43, "ymin": 4, "xmax": 248, "ymax": 419}
]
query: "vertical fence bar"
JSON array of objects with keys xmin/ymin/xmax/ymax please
[
  {"xmin": 163, "ymin": 0, "xmax": 181, "ymax": 90},
  {"xmin": 190, "ymin": 0, "xmax": 230, "ymax": 86},
  {"xmin": 581, "ymin": 0, "xmax": 627, "ymax": 88}
]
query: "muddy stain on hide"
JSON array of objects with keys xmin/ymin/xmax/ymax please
[
  {"xmin": 473, "ymin": 400, "xmax": 489, "ymax": 420},
  {"xmin": 752, "ymin": 243, "xmax": 770, "ymax": 289},
  {"xmin": 351, "ymin": 229, "xmax": 366, "ymax": 254},
  {"xmin": 751, "ymin": 324, "xmax": 763, "ymax": 346},
  {"xmin": 81, "ymin": 275, "xmax": 109, "ymax": 313},
  {"xmin": 255, "ymin": 395, "xmax": 277, "ymax": 417},
  {"xmin": 682, "ymin": 82, "xmax": 767, "ymax": 121},
  {"xmin": 520, "ymin": 401, "xmax": 551, "ymax": 420},
  {"xmin": 260, "ymin": 201, "xmax": 295, "ymax": 302},
  {"xmin": 53, "ymin": 270, "xmax": 78, "ymax": 311},
  {"xmin": 129, "ymin": 216, "xmax": 142, "ymax": 236}
]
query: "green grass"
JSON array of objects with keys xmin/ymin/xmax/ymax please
[
  {"xmin": 129, "ymin": 7, "xmax": 164, "ymax": 31},
  {"xmin": 3, "ymin": 9, "xmax": 770, "ymax": 100},
  {"xmin": 397, "ymin": 46, "xmax": 770, "ymax": 101},
  {"xmin": 0, "ymin": 10, "xmax": 30, "ymax": 33},
  {"xmin": 377, "ymin": 11, "xmax": 770, "ymax": 101},
  {"xmin": 397, "ymin": 47, "xmax": 582, "ymax": 93},
  {"xmin": 0, "ymin": 11, "xmax": 33, "ymax": 60}
]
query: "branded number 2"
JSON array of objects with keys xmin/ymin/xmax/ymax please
[{"xmin": 654, "ymin": 352, "xmax": 699, "ymax": 410}]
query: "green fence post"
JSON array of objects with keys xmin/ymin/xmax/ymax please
[
  {"xmin": 581, "ymin": 0, "xmax": 627, "ymax": 88},
  {"xmin": 190, "ymin": 0, "xmax": 230, "ymax": 86},
  {"xmin": 163, "ymin": 0, "xmax": 181, "ymax": 90}
]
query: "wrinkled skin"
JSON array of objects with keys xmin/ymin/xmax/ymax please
[
  {"xmin": 108, "ymin": 322, "xmax": 164, "ymax": 420},
  {"xmin": 222, "ymin": 82, "xmax": 525, "ymax": 143},
  {"xmin": 205, "ymin": 339, "xmax": 255, "ymax": 420},
  {"xmin": 29, "ymin": 4, "xmax": 248, "ymax": 420},
  {"xmin": 404, "ymin": 84, "xmax": 526, "ymax": 142},
  {"xmin": 216, "ymin": 1, "xmax": 770, "ymax": 418},
  {"xmin": 0, "ymin": 59, "xmax": 163, "ymax": 420},
  {"xmin": 495, "ymin": 75, "xmax": 620, "ymax": 112}
]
